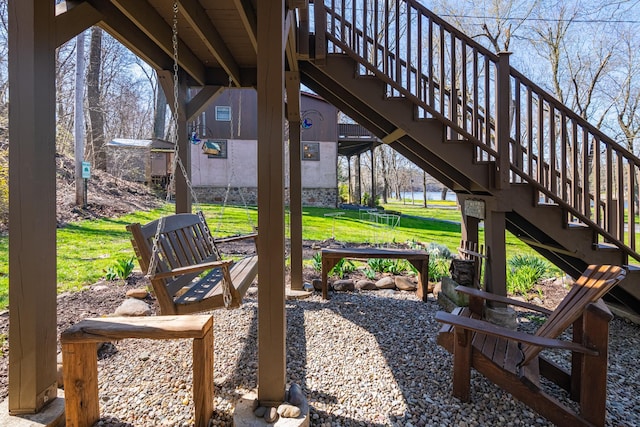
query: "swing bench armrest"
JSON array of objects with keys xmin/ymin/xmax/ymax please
[
  {"xmin": 214, "ymin": 232, "xmax": 258, "ymax": 244},
  {"xmin": 150, "ymin": 259, "xmax": 233, "ymax": 280}
]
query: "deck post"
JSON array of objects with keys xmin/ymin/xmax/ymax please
[
  {"xmin": 484, "ymin": 209, "xmax": 507, "ymax": 297},
  {"xmin": 496, "ymin": 51, "xmax": 511, "ymax": 190},
  {"xmin": 8, "ymin": 0, "xmax": 59, "ymax": 413},
  {"xmin": 287, "ymin": 71, "xmax": 303, "ymax": 291},
  {"xmin": 175, "ymin": 72, "xmax": 191, "ymax": 213},
  {"xmin": 257, "ymin": 0, "xmax": 287, "ymax": 406}
]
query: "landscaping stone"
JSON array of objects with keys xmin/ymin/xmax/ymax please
[
  {"xmin": 355, "ymin": 279, "xmax": 378, "ymax": 290},
  {"xmin": 332, "ymin": 279, "xmax": 355, "ymax": 292},
  {"xmin": 395, "ymin": 276, "xmax": 417, "ymax": 291},
  {"xmin": 375, "ymin": 276, "xmax": 396, "ymax": 289},
  {"xmin": 312, "ymin": 279, "xmax": 323, "ymax": 291},
  {"xmin": 125, "ymin": 288, "xmax": 149, "ymax": 299},
  {"xmin": 114, "ymin": 298, "xmax": 152, "ymax": 316}
]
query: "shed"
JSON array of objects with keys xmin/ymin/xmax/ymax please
[{"xmin": 106, "ymin": 138, "xmax": 174, "ymax": 186}]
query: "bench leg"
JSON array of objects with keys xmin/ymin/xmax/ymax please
[
  {"xmin": 321, "ymin": 257, "xmax": 340, "ymax": 300},
  {"xmin": 62, "ymin": 342, "xmax": 100, "ymax": 427},
  {"xmin": 411, "ymin": 260, "xmax": 429, "ymax": 302},
  {"xmin": 192, "ymin": 331, "xmax": 214, "ymax": 427}
]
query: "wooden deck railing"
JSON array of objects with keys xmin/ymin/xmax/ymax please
[{"xmin": 303, "ymin": 0, "xmax": 640, "ymax": 263}]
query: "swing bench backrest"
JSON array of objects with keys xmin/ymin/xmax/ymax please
[{"xmin": 127, "ymin": 212, "xmax": 258, "ymax": 314}]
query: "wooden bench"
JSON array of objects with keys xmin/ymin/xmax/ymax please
[
  {"xmin": 321, "ymin": 247, "xmax": 429, "ymax": 300},
  {"xmin": 61, "ymin": 315, "xmax": 214, "ymax": 427}
]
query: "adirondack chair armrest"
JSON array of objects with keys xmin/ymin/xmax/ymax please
[
  {"xmin": 454, "ymin": 286, "xmax": 554, "ymax": 316},
  {"xmin": 150, "ymin": 259, "xmax": 234, "ymax": 280},
  {"xmin": 434, "ymin": 311, "xmax": 599, "ymax": 356}
]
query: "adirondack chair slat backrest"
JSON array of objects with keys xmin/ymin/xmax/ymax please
[{"xmin": 521, "ymin": 264, "xmax": 626, "ymax": 366}]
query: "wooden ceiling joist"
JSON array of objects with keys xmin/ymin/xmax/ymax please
[
  {"xmin": 186, "ymin": 85, "xmax": 224, "ymax": 122},
  {"xmin": 178, "ymin": 0, "xmax": 242, "ymax": 86},
  {"xmin": 110, "ymin": 0, "xmax": 206, "ymax": 86},
  {"xmin": 90, "ymin": 0, "xmax": 174, "ymax": 72},
  {"xmin": 55, "ymin": 1, "xmax": 101, "ymax": 47},
  {"xmin": 232, "ymin": 0, "xmax": 258, "ymax": 53}
]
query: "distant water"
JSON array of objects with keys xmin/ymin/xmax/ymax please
[{"xmin": 399, "ymin": 191, "xmax": 456, "ymax": 202}]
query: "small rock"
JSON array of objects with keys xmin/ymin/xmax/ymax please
[
  {"xmin": 355, "ymin": 279, "xmax": 377, "ymax": 290},
  {"xmin": 264, "ymin": 406, "xmax": 279, "ymax": 423},
  {"xmin": 92, "ymin": 285, "xmax": 109, "ymax": 291},
  {"xmin": 126, "ymin": 288, "xmax": 149, "ymax": 299},
  {"xmin": 332, "ymin": 279, "xmax": 355, "ymax": 292},
  {"xmin": 288, "ymin": 383, "xmax": 305, "ymax": 406},
  {"xmin": 277, "ymin": 403, "xmax": 301, "ymax": 418},
  {"xmin": 379, "ymin": 289, "xmax": 396, "ymax": 297},
  {"xmin": 395, "ymin": 276, "xmax": 417, "ymax": 291},
  {"xmin": 139, "ymin": 352, "xmax": 151, "ymax": 361},
  {"xmin": 312, "ymin": 279, "xmax": 323, "ymax": 291},
  {"xmin": 303, "ymin": 282, "xmax": 315, "ymax": 292},
  {"xmin": 253, "ymin": 406, "xmax": 267, "ymax": 417},
  {"xmin": 375, "ymin": 276, "xmax": 396, "ymax": 289},
  {"xmin": 114, "ymin": 298, "xmax": 152, "ymax": 316}
]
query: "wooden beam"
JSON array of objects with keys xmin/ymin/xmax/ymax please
[
  {"xmin": 382, "ymin": 128, "xmax": 407, "ymax": 144},
  {"xmin": 8, "ymin": 0, "xmax": 59, "ymax": 413},
  {"xmin": 110, "ymin": 0, "xmax": 206, "ymax": 86},
  {"xmin": 232, "ymin": 0, "xmax": 258, "ymax": 53},
  {"xmin": 257, "ymin": 0, "xmax": 286, "ymax": 407},
  {"xmin": 55, "ymin": 1, "xmax": 101, "ymax": 47},
  {"xmin": 186, "ymin": 85, "xmax": 224, "ymax": 122},
  {"xmin": 178, "ymin": 0, "xmax": 242, "ymax": 86},
  {"xmin": 174, "ymin": 71, "xmax": 191, "ymax": 214},
  {"xmin": 89, "ymin": 0, "xmax": 173, "ymax": 72},
  {"xmin": 285, "ymin": 10, "xmax": 298, "ymax": 73},
  {"xmin": 287, "ymin": 71, "xmax": 303, "ymax": 291}
]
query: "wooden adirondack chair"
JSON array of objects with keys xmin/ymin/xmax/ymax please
[
  {"xmin": 435, "ymin": 264, "xmax": 626, "ymax": 427},
  {"xmin": 127, "ymin": 212, "xmax": 258, "ymax": 315}
]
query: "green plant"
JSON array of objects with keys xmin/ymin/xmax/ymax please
[
  {"xmin": 331, "ymin": 258, "xmax": 356, "ymax": 278},
  {"xmin": 105, "ymin": 256, "xmax": 136, "ymax": 281},
  {"xmin": 367, "ymin": 258, "xmax": 390, "ymax": 273},
  {"xmin": 506, "ymin": 254, "xmax": 552, "ymax": 296},
  {"xmin": 311, "ymin": 252, "xmax": 322, "ymax": 272},
  {"xmin": 363, "ymin": 268, "xmax": 376, "ymax": 280},
  {"xmin": 508, "ymin": 254, "xmax": 551, "ymax": 279},
  {"xmin": 428, "ymin": 257, "xmax": 450, "ymax": 282},
  {"xmin": 385, "ymin": 259, "xmax": 410, "ymax": 275}
]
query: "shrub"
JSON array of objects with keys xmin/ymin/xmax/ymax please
[
  {"xmin": 367, "ymin": 258, "xmax": 391, "ymax": 273},
  {"xmin": 331, "ymin": 258, "xmax": 356, "ymax": 278},
  {"xmin": 506, "ymin": 254, "xmax": 551, "ymax": 295},
  {"xmin": 423, "ymin": 242, "xmax": 452, "ymax": 260}
]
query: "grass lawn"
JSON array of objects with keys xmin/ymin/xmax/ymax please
[{"xmin": 0, "ymin": 201, "xmax": 539, "ymax": 311}]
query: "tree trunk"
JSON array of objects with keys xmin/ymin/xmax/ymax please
[
  {"xmin": 87, "ymin": 27, "xmax": 106, "ymax": 171},
  {"xmin": 74, "ymin": 31, "xmax": 85, "ymax": 206},
  {"xmin": 153, "ymin": 71, "xmax": 167, "ymax": 140},
  {"xmin": 441, "ymin": 187, "xmax": 448, "ymax": 201}
]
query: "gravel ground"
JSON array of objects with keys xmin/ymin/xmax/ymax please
[{"xmin": 12, "ymin": 279, "xmax": 636, "ymax": 427}]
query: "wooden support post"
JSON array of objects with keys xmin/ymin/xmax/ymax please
[
  {"xmin": 496, "ymin": 51, "xmax": 511, "ymax": 190},
  {"xmin": 257, "ymin": 0, "xmax": 286, "ymax": 406},
  {"xmin": 175, "ymin": 72, "xmax": 191, "ymax": 213},
  {"xmin": 62, "ymin": 343, "xmax": 100, "ymax": 426},
  {"xmin": 484, "ymin": 209, "xmax": 507, "ymax": 297},
  {"xmin": 580, "ymin": 301, "xmax": 613, "ymax": 426},
  {"xmin": 287, "ymin": 71, "xmax": 303, "ymax": 291},
  {"xmin": 8, "ymin": 0, "xmax": 59, "ymax": 413}
]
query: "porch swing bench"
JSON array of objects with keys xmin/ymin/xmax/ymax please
[{"xmin": 127, "ymin": 212, "xmax": 258, "ymax": 315}]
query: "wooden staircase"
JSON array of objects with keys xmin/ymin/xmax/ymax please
[{"xmin": 299, "ymin": 0, "xmax": 640, "ymax": 317}]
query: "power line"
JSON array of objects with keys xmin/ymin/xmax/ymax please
[{"xmin": 438, "ymin": 14, "xmax": 640, "ymax": 24}]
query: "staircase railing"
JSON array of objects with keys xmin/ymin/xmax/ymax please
[{"xmin": 305, "ymin": 0, "xmax": 640, "ymax": 263}]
